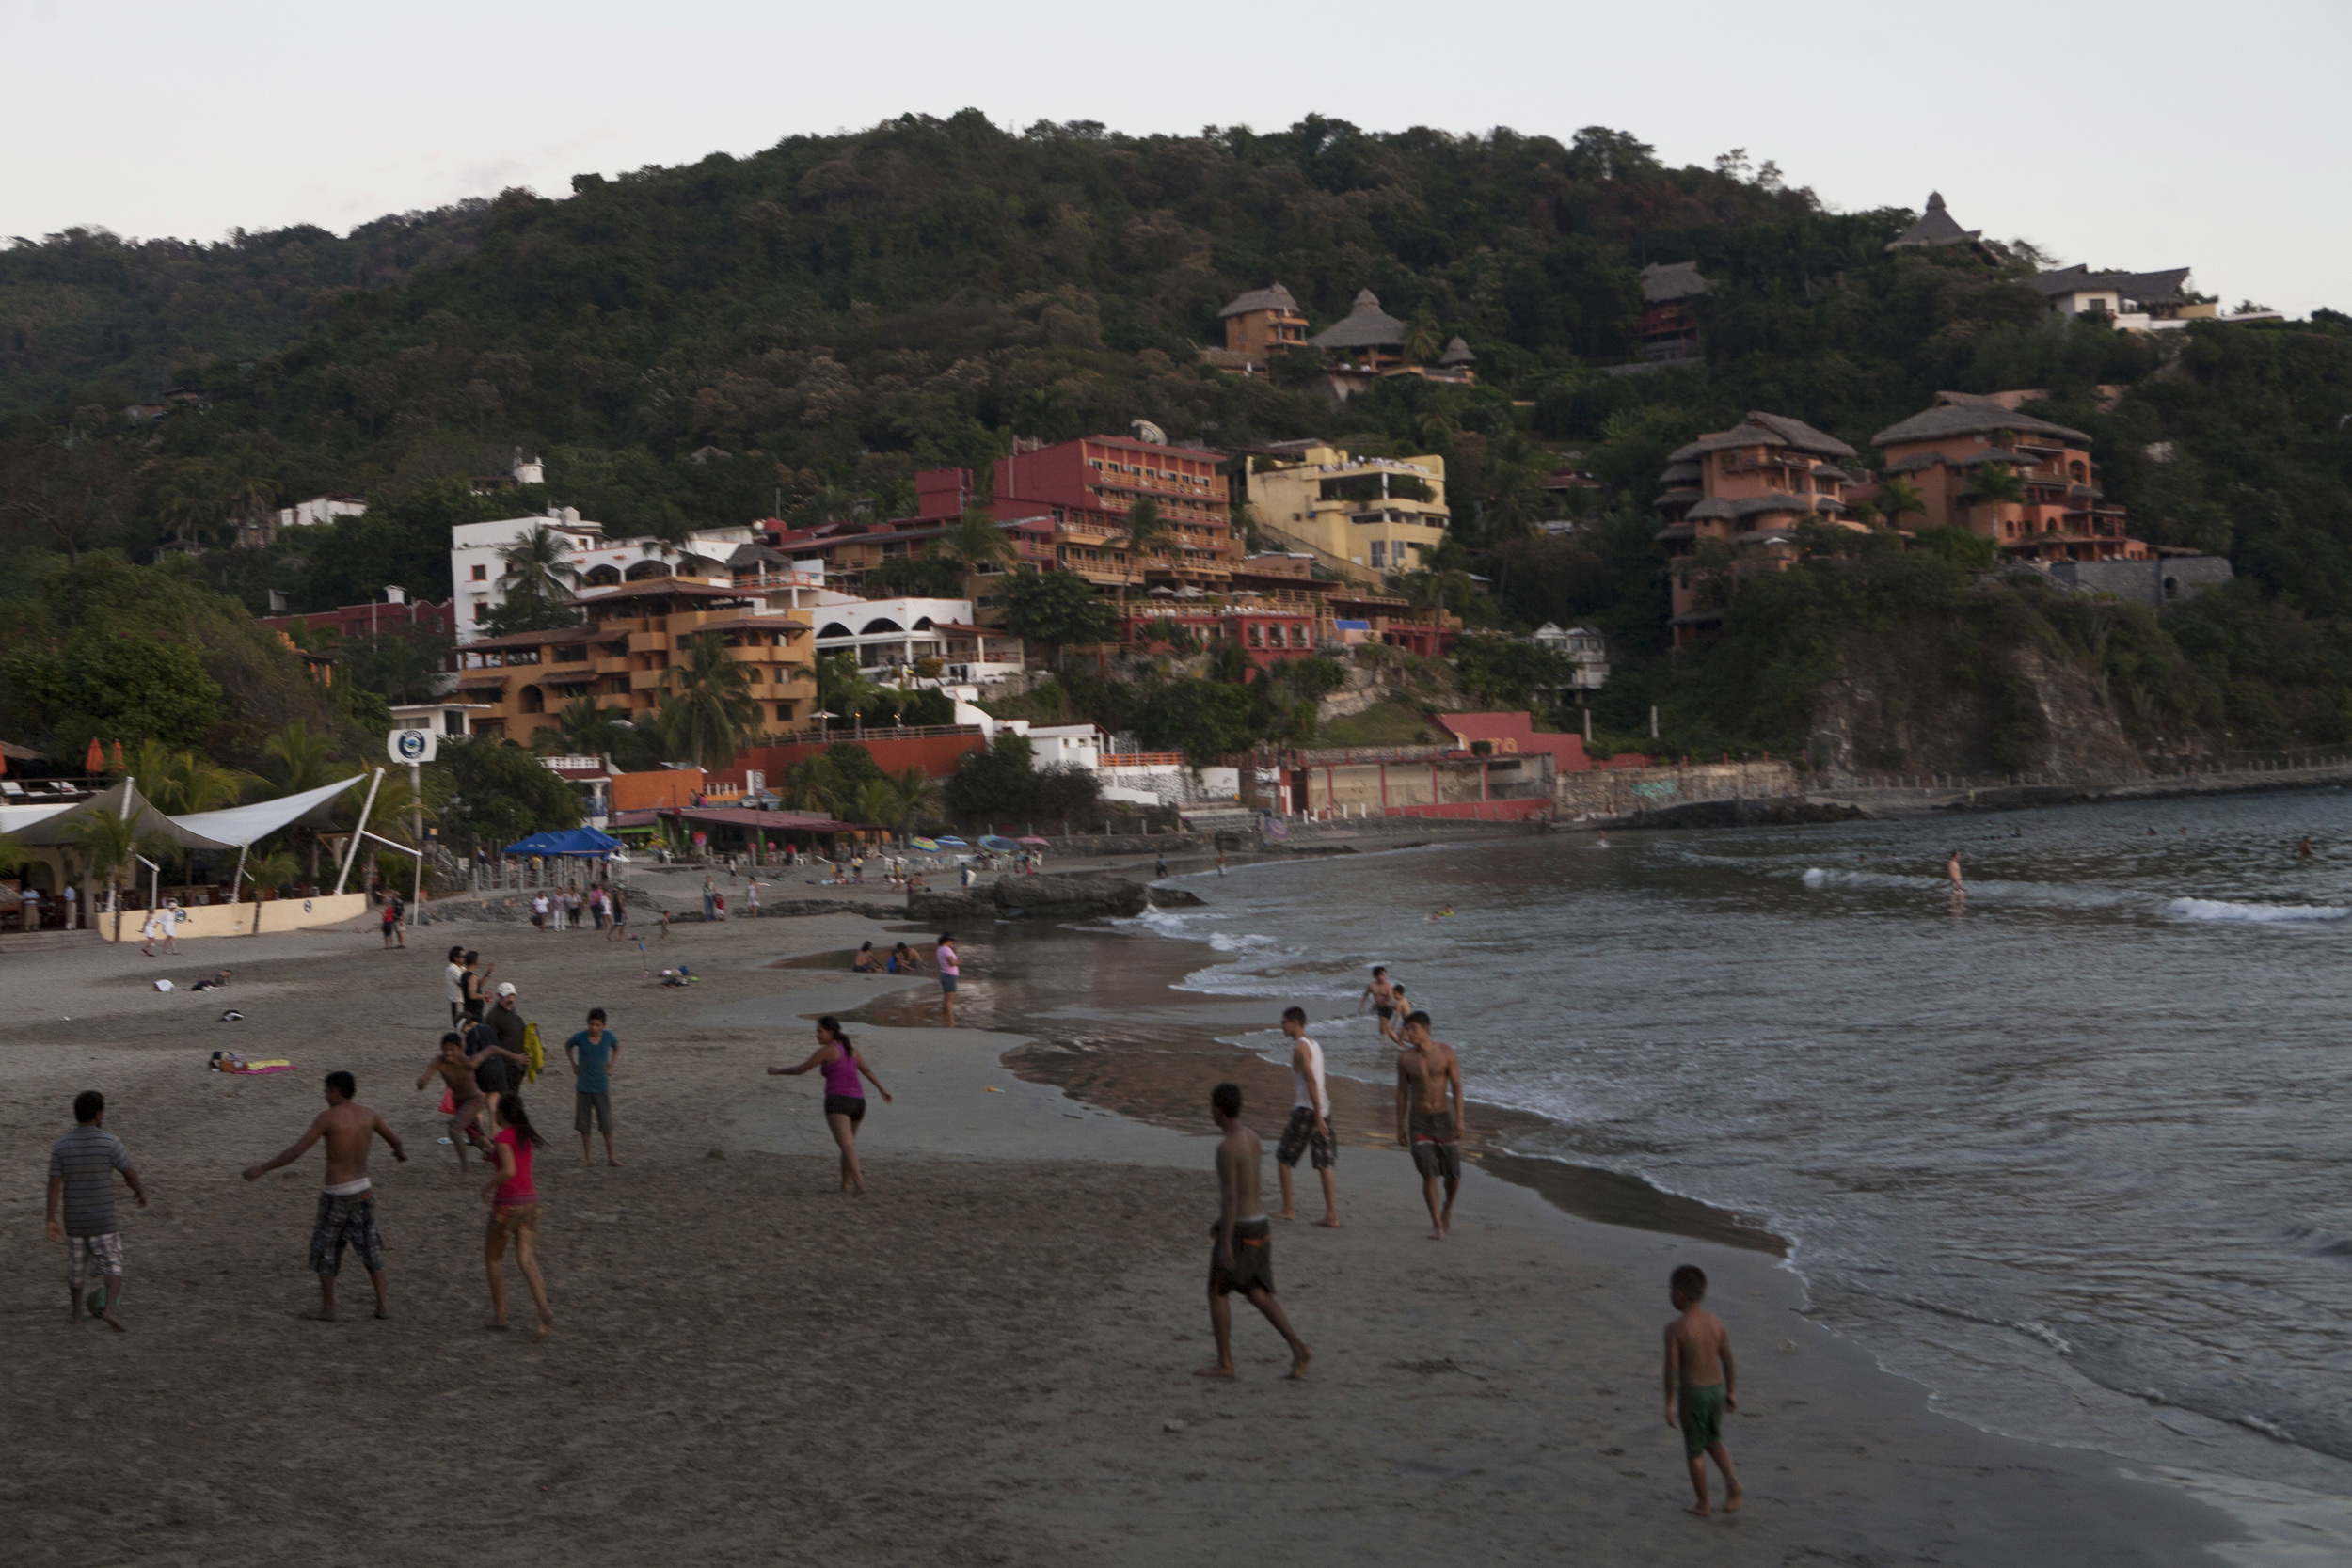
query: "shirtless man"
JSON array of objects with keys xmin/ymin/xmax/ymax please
[
  {"xmin": 1945, "ymin": 848, "xmax": 1964, "ymax": 895},
  {"xmin": 1197, "ymin": 1082, "xmax": 1311, "ymax": 1382},
  {"xmin": 1360, "ymin": 966, "xmax": 1398, "ymax": 1040},
  {"xmin": 1394, "ymin": 1011, "xmax": 1466, "ymax": 1240},
  {"xmin": 417, "ymin": 1033, "xmax": 494, "ymax": 1168},
  {"xmin": 243, "ymin": 1071, "xmax": 407, "ymax": 1321}
]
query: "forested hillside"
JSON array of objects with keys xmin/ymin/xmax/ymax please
[{"xmin": 3, "ymin": 111, "xmax": 2349, "ymax": 762}]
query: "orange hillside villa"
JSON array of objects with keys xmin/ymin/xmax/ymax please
[
  {"xmin": 1871, "ymin": 392, "xmax": 2150, "ymax": 565},
  {"xmin": 1653, "ymin": 412, "xmax": 1868, "ymax": 644}
]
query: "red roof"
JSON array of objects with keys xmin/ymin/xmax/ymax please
[{"xmin": 1431, "ymin": 712, "xmax": 1594, "ymax": 771}]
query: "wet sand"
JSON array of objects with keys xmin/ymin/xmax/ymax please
[{"xmin": 0, "ymin": 879, "xmax": 2245, "ymax": 1565}]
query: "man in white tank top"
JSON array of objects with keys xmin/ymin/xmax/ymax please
[{"xmin": 1273, "ymin": 1006, "xmax": 1340, "ymax": 1227}]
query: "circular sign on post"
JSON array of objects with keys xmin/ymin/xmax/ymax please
[{"xmin": 388, "ymin": 729, "xmax": 437, "ymax": 765}]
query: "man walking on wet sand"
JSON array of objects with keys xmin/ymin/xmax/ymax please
[
  {"xmin": 1395, "ymin": 1011, "xmax": 1465, "ymax": 1240},
  {"xmin": 1273, "ymin": 1006, "xmax": 1339, "ymax": 1228},
  {"xmin": 1198, "ymin": 1082, "xmax": 1311, "ymax": 1381},
  {"xmin": 243, "ymin": 1071, "xmax": 407, "ymax": 1321}
]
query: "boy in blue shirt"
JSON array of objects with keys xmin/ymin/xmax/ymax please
[{"xmin": 564, "ymin": 1008, "xmax": 621, "ymax": 1167}]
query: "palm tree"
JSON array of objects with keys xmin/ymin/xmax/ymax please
[
  {"xmin": 887, "ymin": 767, "xmax": 938, "ymax": 833},
  {"xmin": 780, "ymin": 754, "xmax": 847, "ymax": 816},
  {"xmin": 499, "ymin": 523, "xmax": 580, "ymax": 611},
  {"xmin": 1117, "ymin": 498, "xmax": 1173, "ymax": 616},
  {"xmin": 260, "ymin": 721, "xmax": 342, "ymax": 797},
  {"xmin": 852, "ymin": 779, "xmax": 904, "ymax": 835},
  {"xmin": 216, "ymin": 446, "xmax": 279, "ymax": 542},
  {"xmin": 1971, "ymin": 462, "xmax": 2026, "ymax": 511},
  {"xmin": 63, "ymin": 811, "xmax": 166, "ymax": 936},
  {"xmin": 1405, "ymin": 305, "xmax": 1442, "ymax": 364},
  {"xmin": 661, "ymin": 633, "xmax": 762, "ymax": 770},
  {"xmin": 816, "ymin": 652, "xmax": 878, "ymax": 738},
  {"xmin": 535, "ymin": 698, "xmax": 634, "ymax": 759},
  {"xmin": 123, "ymin": 741, "xmax": 253, "ymax": 815},
  {"xmin": 1875, "ymin": 475, "xmax": 1926, "ymax": 533},
  {"xmin": 149, "ymin": 459, "xmax": 224, "ymax": 549},
  {"xmin": 930, "ymin": 507, "xmax": 1017, "ymax": 583},
  {"xmin": 246, "ymin": 848, "xmax": 302, "ymax": 897}
]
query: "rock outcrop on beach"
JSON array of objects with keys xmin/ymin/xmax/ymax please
[
  {"xmin": 1620, "ymin": 797, "xmax": 1868, "ymax": 831},
  {"xmin": 905, "ymin": 889, "xmax": 997, "ymax": 925},
  {"xmin": 990, "ymin": 873, "xmax": 1149, "ymax": 919}
]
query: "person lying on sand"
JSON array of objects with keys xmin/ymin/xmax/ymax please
[
  {"xmin": 243, "ymin": 1071, "xmax": 405, "ymax": 1322},
  {"xmin": 1663, "ymin": 1264, "xmax": 1741, "ymax": 1517},
  {"xmin": 1197, "ymin": 1082, "xmax": 1310, "ymax": 1382}
]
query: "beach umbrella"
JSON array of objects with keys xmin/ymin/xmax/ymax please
[
  {"xmin": 109, "ymin": 740, "xmax": 127, "ymax": 771},
  {"xmin": 1016, "ymin": 835, "xmax": 1050, "ymax": 847},
  {"xmin": 86, "ymin": 737, "xmax": 105, "ymax": 773},
  {"xmin": 934, "ymin": 835, "xmax": 969, "ymax": 847},
  {"xmin": 910, "ymin": 836, "xmax": 942, "ymax": 852},
  {"xmin": 978, "ymin": 834, "xmax": 1020, "ymax": 852}
]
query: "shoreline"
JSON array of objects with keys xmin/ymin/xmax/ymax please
[{"xmin": 0, "ymin": 870, "xmax": 2265, "ymax": 1563}]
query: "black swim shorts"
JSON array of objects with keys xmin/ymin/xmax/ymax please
[
  {"xmin": 823, "ymin": 1093, "xmax": 866, "ymax": 1125},
  {"xmin": 1209, "ymin": 1217, "xmax": 1276, "ymax": 1297},
  {"xmin": 1276, "ymin": 1105, "xmax": 1336, "ymax": 1171}
]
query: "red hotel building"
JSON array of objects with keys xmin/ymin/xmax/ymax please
[{"xmin": 989, "ymin": 435, "xmax": 1234, "ymax": 591}]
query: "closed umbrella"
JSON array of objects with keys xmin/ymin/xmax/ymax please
[{"xmin": 85, "ymin": 737, "xmax": 104, "ymax": 774}]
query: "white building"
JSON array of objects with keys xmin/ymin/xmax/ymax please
[
  {"xmin": 807, "ymin": 594, "xmax": 1025, "ymax": 686},
  {"xmin": 276, "ymin": 495, "xmax": 368, "ymax": 531},
  {"xmin": 449, "ymin": 508, "xmax": 762, "ymax": 642},
  {"xmin": 1533, "ymin": 623, "xmax": 1610, "ymax": 690}
]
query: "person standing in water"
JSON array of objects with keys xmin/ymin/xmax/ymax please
[
  {"xmin": 768, "ymin": 1017, "xmax": 893, "ymax": 1194},
  {"xmin": 936, "ymin": 932, "xmax": 961, "ymax": 1026},
  {"xmin": 243, "ymin": 1071, "xmax": 407, "ymax": 1322},
  {"xmin": 1945, "ymin": 848, "xmax": 1964, "ymax": 896},
  {"xmin": 481, "ymin": 1095, "xmax": 552, "ymax": 1338},
  {"xmin": 1272, "ymin": 1007, "xmax": 1339, "ymax": 1227},
  {"xmin": 1394, "ymin": 1011, "xmax": 1465, "ymax": 1241}
]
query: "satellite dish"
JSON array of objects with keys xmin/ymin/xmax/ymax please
[{"xmin": 1130, "ymin": 419, "xmax": 1167, "ymax": 446}]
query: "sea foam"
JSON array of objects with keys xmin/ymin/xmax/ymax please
[{"xmin": 2167, "ymin": 898, "xmax": 2352, "ymax": 924}]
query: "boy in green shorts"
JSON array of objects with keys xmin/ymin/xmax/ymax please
[{"xmin": 1662, "ymin": 1264, "xmax": 1741, "ymax": 1515}]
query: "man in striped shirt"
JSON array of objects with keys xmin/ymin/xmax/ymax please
[{"xmin": 46, "ymin": 1090, "xmax": 147, "ymax": 1331}]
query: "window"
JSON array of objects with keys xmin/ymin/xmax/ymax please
[
  {"xmin": 1369, "ymin": 541, "xmax": 1386, "ymax": 568},
  {"xmin": 471, "ymin": 564, "xmax": 487, "ymax": 581},
  {"xmin": 472, "ymin": 603, "xmax": 486, "ymax": 620},
  {"xmin": 1248, "ymin": 624, "xmax": 1263, "ymax": 648}
]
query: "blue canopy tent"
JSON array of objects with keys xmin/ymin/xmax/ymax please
[{"xmin": 503, "ymin": 827, "xmax": 627, "ymax": 858}]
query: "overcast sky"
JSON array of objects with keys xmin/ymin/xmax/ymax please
[{"xmin": 5, "ymin": 0, "xmax": 2344, "ymax": 316}]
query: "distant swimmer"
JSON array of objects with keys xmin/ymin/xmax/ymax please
[
  {"xmin": 1945, "ymin": 849, "xmax": 1964, "ymax": 895},
  {"xmin": 1427, "ymin": 905, "xmax": 1455, "ymax": 922},
  {"xmin": 1387, "ymin": 983, "xmax": 1413, "ymax": 1038},
  {"xmin": 2299, "ymin": 837, "xmax": 2315, "ymax": 859},
  {"xmin": 1594, "ymin": 832, "xmax": 1610, "ymax": 849},
  {"xmin": 1360, "ymin": 966, "xmax": 1397, "ymax": 1037}
]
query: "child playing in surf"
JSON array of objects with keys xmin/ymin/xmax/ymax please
[{"xmin": 1662, "ymin": 1264, "xmax": 1741, "ymax": 1516}]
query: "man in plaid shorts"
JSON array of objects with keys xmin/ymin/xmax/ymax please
[
  {"xmin": 47, "ymin": 1090, "xmax": 147, "ymax": 1331},
  {"xmin": 1272, "ymin": 1006, "xmax": 1340, "ymax": 1227},
  {"xmin": 245, "ymin": 1071, "xmax": 406, "ymax": 1321}
]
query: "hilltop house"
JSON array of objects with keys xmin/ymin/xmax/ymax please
[
  {"xmin": 1886, "ymin": 192, "xmax": 1985, "ymax": 253},
  {"xmin": 1653, "ymin": 412, "xmax": 1866, "ymax": 644},
  {"xmin": 1200, "ymin": 283, "xmax": 1311, "ymax": 373},
  {"xmin": 1637, "ymin": 261, "xmax": 1709, "ymax": 363},
  {"xmin": 1870, "ymin": 392, "xmax": 2151, "ymax": 565}
]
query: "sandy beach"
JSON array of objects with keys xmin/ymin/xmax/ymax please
[{"xmin": 0, "ymin": 870, "xmax": 2249, "ymax": 1566}]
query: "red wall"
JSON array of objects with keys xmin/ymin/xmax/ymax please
[{"xmin": 724, "ymin": 732, "xmax": 988, "ymax": 785}]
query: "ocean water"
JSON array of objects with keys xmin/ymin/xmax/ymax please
[{"xmin": 1115, "ymin": 792, "xmax": 2352, "ymax": 1513}]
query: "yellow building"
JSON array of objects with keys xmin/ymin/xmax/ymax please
[
  {"xmin": 1243, "ymin": 441, "xmax": 1450, "ymax": 579},
  {"xmin": 451, "ymin": 579, "xmax": 817, "ymax": 744}
]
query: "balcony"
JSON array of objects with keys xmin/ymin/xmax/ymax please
[
  {"xmin": 594, "ymin": 656, "xmax": 632, "ymax": 675},
  {"xmin": 627, "ymin": 630, "xmax": 669, "ymax": 655},
  {"xmin": 628, "ymin": 668, "xmax": 669, "ymax": 691}
]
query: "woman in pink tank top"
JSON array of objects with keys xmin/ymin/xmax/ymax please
[
  {"xmin": 481, "ymin": 1095, "xmax": 552, "ymax": 1338},
  {"xmin": 768, "ymin": 1016, "xmax": 893, "ymax": 1195}
]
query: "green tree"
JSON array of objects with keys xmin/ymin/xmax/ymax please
[
  {"xmin": 3, "ymin": 636, "xmax": 225, "ymax": 753},
  {"xmin": 851, "ymin": 778, "xmax": 904, "ymax": 832},
  {"xmin": 944, "ymin": 732, "xmax": 1037, "ymax": 819},
  {"xmin": 1405, "ymin": 305, "xmax": 1442, "ymax": 364},
  {"xmin": 660, "ymin": 632, "xmax": 762, "ymax": 768},
  {"xmin": 1000, "ymin": 569, "xmax": 1116, "ymax": 667},
  {"xmin": 216, "ymin": 445, "xmax": 280, "ymax": 541},
  {"xmin": 1875, "ymin": 475, "xmax": 1926, "ymax": 533},
  {"xmin": 1970, "ymin": 462, "xmax": 2026, "ymax": 510},
  {"xmin": 815, "ymin": 652, "xmax": 880, "ymax": 735},
  {"xmin": 493, "ymin": 523, "xmax": 580, "ymax": 629},
  {"xmin": 63, "ymin": 810, "xmax": 169, "ymax": 932},
  {"xmin": 931, "ymin": 507, "xmax": 1017, "ymax": 580},
  {"xmin": 259, "ymin": 720, "xmax": 342, "ymax": 797},
  {"xmin": 780, "ymin": 752, "xmax": 848, "ymax": 815},
  {"xmin": 535, "ymin": 697, "xmax": 636, "ymax": 760},
  {"xmin": 337, "ymin": 625, "xmax": 455, "ymax": 704},
  {"xmin": 1133, "ymin": 678, "xmax": 1257, "ymax": 764},
  {"xmin": 439, "ymin": 736, "xmax": 581, "ymax": 851}
]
